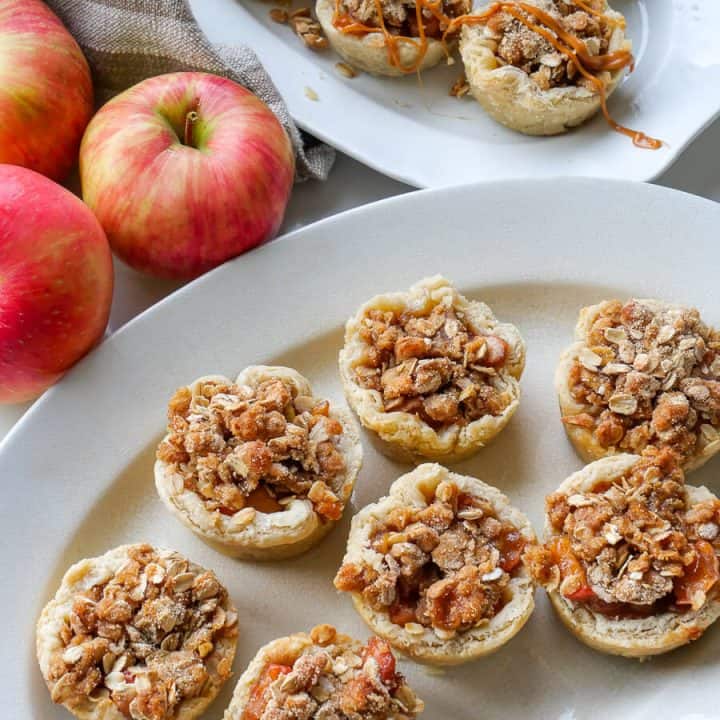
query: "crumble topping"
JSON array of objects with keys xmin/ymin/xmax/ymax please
[
  {"xmin": 290, "ymin": 8, "xmax": 330, "ymax": 50},
  {"xmin": 336, "ymin": 61, "xmax": 360, "ymax": 78},
  {"xmin": 334, "ymin": 480, "xmax": 526, "ymax": 636},
  {"xmin": 269, "ymin": 6, "xmax": 330, "ymax": 51},
  {"xmin": 450, "ymin": 73, "xmax": 471, "ymax": 98},
  {"xmin": 241, "ymin": 627, "xmax": 423, "ymax": 720},
  {"xmin": 157, "ymin": 377, "xmax": 347, "ymax": 522},
  {"xmin": 483, "ymin": 0, "xmax": 615, "ymax": 90},
  {"xmin": 352, "ymin": 300, "xmax": 513, "ymax": 428},
  {"xmin": 563, "ymin": 299, "xmax": 720, "ymax": 465},
  {"xmin": 525, "ymin": 449, "xmax": 720, "ymax": 616},
  {"xmin": 269, "ymin": 7, "xmax": 289, "ymax": 22},
  {"xmin": 47, "ymin": 545, "xmax": 238, "ymax": 720},
  {"xmin": 337, "ymin": 0, "xmax": 470, "ymax": 40}
]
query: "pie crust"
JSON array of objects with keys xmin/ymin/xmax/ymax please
[
  {"xmin": 36, "ymin": 544, "xmax": 238, "ymax": 720},
  {"xmin": 335, "ymin": 463, "xmax": 536, "ymax": 665},
  {"xmin": 223, "ymin": 625, "xmax": 424, "ymax": 719},
  {"xmin": 532, "ymin": 454, "xmax": 720, "ymax": 658},
  {"xmin": 459, "ymin": 0, "xmax": 630, "ymax": 136},
  {"xmin": 155, "ymin": 366, "xmax": 363, "ymax": 560},
  {"xmin": 316, "ymin": 0, "xmax": 449, "ymax": 76},
  {"xmin": 556, "ymin": 298, "xmax": 720, "ymax": 471},
  {"xmin": 339, "ymin": 275, "xmax": 525, "ymax": 463}
]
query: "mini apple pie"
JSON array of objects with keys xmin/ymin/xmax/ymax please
[
  {"xmin": 316, "ymin": 0, "xmax": 470, "ymax": 76},
  {"xmin": 36, "ymin": 543, "xmax": 238, "ymax": 720},
  {"xmin": 459, "ymin": 0, "xmax": 646, "ymax": 138},
  {"xmin": 224, "ymin": 625, "xmax": 424, "ymax": 719},
  {"xmin": 334, "ymin": 464, "xmax": 535, "ymax": 665},
  {"xmin": 339, "ymin": 275, "xmax": 524, "ymax": 463},
  {"xmin": 556, "ymin": 298, "xmax": 720, "ymax": 472},
  {"xmin": 155, "ymin": 366, "xmax": 362, "ymax": 560},
  {"xmin": 525, "ymin": 449, "xmax": 720, "ymax": 657}
]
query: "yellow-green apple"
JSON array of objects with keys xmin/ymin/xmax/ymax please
[
  {"xmin": 80, "ymin": 72, "xmax": 295, "ymax": 279},
  {"xmin": 0, "ymin": 165, "xmax": 113, "ymax": 403},
  {"xmin": 0, "ymin": 0, "xmax": 93, "ymax": 181}
]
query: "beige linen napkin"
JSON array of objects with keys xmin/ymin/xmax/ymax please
[{"xmin": 46, "ymin": 0, "xmax": 335, "ymax": 181}]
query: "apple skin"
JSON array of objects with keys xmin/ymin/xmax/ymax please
[
  {"xmin": 0, "ymin": 165, "xmax": 114, "ymax": 404},
  {"xmin": 80, "ymin": 72, "xmax": 295, "ymax": 279},
  {"xmin": 0, "ymin": 0, "xmax": 93, "ymax": 181}
]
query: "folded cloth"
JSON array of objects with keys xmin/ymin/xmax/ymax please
[{"xmin": 46, "ymin": 0, "xmax": 335, "ymax": 181}]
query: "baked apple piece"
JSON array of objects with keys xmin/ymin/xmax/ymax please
[
  {"xmin": 36, "ymin": 543, "xmax": 238, "ymax": 720},
  {"xmin": 459, "ymin": 0, "xmax": 653, "ymax": 140},
  {"xmin": 556, "ymin": 298, "xmax": 720, "ymax": 471},
  {"xmin": 316, "ymin": 0, "xmax": 469, "ymax": 76},
  {"xmin": 155, "ymin": 366, "xmax": 362, "ymax": 560},
  {"xmin": 339, "ymin": 275, "xmax": 525, "ymax": 463},
  {"xmin": 525, "ymin": 449, "xmax": 720, "ymax": 657},
  {"xmin": 334, "ymin": 463, "xmax": 536, "ymax": 664}
]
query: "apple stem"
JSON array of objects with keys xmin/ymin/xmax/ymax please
[{"xmin": 184, "ymin": 111, "xmax": 199, "ymax": 147}]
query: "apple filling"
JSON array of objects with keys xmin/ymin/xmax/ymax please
[
  {"xmin": 352, "ymin": 301, "xmax": 513, "ymax": 429},
  {"xmin": 482, "ymin": 0, "xmax": 618, "ymax": 90},
  {"xmin": 525, "ymin": 449, "xmax": 720, "ymax": 618},
  {"xmin": 157, "ymin": 377, "xmax": 347, "ymax": 521},
  {"xmin": 563, "ymin": 299, "xmax": 720, "ymax": 465},
  {"xmin": 46, "ymin": 544, "xmax": 237, "ymax": 720},
  {"xmin": 241, "ymin": 628, "xmax": 423, "ymax": 720},
  {"xmin": 334, "ymin": 479, "xmax": 526, "ymax": 637}
]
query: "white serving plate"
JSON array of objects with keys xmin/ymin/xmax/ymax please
[
  {"xmin": 190, "ymin": 0, "xmax": 720, "ymax": 188},
  {"xmin": 4, "ymin": 179, "xmax": 720, "ymax": 719}
]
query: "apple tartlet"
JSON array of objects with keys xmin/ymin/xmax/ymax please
[
  {"xmin": 556, "ymin": 298, "xmax": 720, "ymax": 471},
  {"xmin": 459, "ymin": 0, "xmax": 634, "ymax": 137},
  {"xmin": 316, "ymin": 0, "xmax": 469, "ymax": 76},
  {"xmin": 339, "ymin": 275, "xmax": 525, "ymax": 463},
  {"xmin": 155, "ymin": 366, "xmax": 363, "ymax": 560},
  {"xmin": 525, "ymin": 449, "xmax": 720, "ymax": 658},
  {"xmin": 334, "ymin": 464, "xmax": 536, "ymax": 665},
  {"xmin": 36, "ymin": 543, "xmax": 238, "ymax": 720},
  {"xmin": 224, "ymin": 625, "xmax": 424, "ymax": 719}
]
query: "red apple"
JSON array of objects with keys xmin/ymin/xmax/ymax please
[
  {"xmin": 0, "ymin": 165, "xmax": 113, "ymax": 404},
  {"xmin": 0, "ymin": 0, "xmax": 93, "ymax": 181},
  {"xmin": 79, "ymin": 72, "xmax": 295, "ymax": 279}
]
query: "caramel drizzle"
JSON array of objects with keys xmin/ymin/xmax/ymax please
[
  {"xmin": 333, "ymin": 0, "xmax": 431, "ymax": 73},
  {"xmin": 572, "ymin": 0, "xmax": 625, "ymax": 28},
  {"xmin": 333, "ymin": 0, "xmax": 661, "ymax": 148},
  {"xmin": 506, "ymin": 3, "xmax": 660, "ymax": 148}
]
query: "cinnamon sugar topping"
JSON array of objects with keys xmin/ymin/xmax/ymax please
[
  {"xmin": 335, "ymin": 481, "xmax": 526, "ymax": 636},
  {"xmin": 157, "ymin": 377, "xmax": 347, "ymax": 522},
  {"xmin": 352, "ymin": 299, "xmax": 513, "ymax": 428},
  {"xmin": 242, "ymin": 631, "xmax": 423, "ymax": 719},
  {"xmin": 563, "ymin": 299, "xmax": 720, "ymax": 465},
  {"xmin": 47, "ymin": 545, "xmax": 237, "ymax": 719},
  {"xmin": 484, "ymin": 0, "xmax": 616, "ymax": 90},
  {"xmin": 526, "ymin": 450, "xmax": 720, "ymax": 614}
]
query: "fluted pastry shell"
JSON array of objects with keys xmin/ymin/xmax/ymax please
[
  {"xmin": 543, "ymin": 454, "xmax": 720, "ymax": 658},
  {"xmin": 555, "ymin": 299, "xmax": 720, "ymax": 472},
  {"xmin": 155, "ymin": 366, "xmax": 363, "ymax": 560},
  {"xmin": 460, "ymin": 0, "xmax": 630, "ymax": 135},
  {"xmin": 36, "ymin": 544, "xmax": 237, "ymax": 720},
  {"xmin": 339, "ymin": 275, "xmax": 525, "ymax": 464},
  {"xmin": 337, "ymin": 463, "xmax": 536, "ymax": 665}
]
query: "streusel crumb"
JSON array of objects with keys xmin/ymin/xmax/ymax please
[
  {"xmin": 563, "ymin": 299, "xmax": 720, "ymax": 464},
  {"xmin": 46, "ymin": 545, "xmax": 237, "ymax": 719},
  {"xmin": 157, "ymin": 377, "xmax": 347, "ymax": 520}
]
